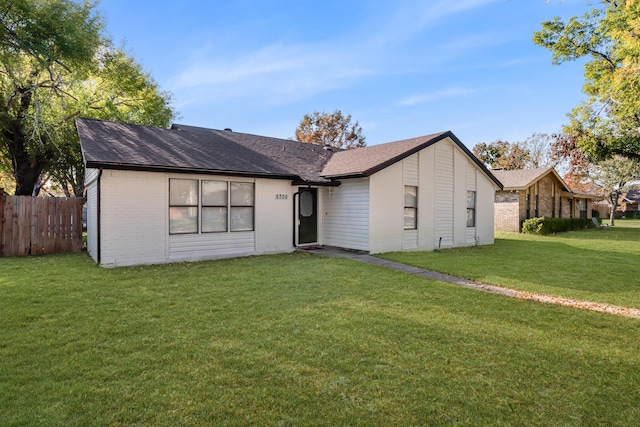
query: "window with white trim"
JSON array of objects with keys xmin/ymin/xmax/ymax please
[
  {"xmin": 169, "ymin": 178, "xmax": 254, "ymax": 234},
  {"xmin": 169, "ymin": 179, "xmax": 198, "ymax": 234},
  {"xmin": 202, "ymin": 180, "xmax": 228, "ymax": 232},
  {"xmin": 466, "ymin": 191, "xmax": 476, "ymax": 227},
  {"xmin": 404, "ymin": 186, "xmax": 417, "ymax": 230}
]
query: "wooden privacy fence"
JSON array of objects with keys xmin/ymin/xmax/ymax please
[{"xmin": 0, "ymin": 189, "xmax": 83, "ymax": 256}]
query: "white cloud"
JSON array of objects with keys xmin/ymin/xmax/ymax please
[
  {"xmin": 398, "ymin": 87, "xmax": 477, "ymax": 107},
  {"xmin": 169, "ymin": 0, "xmax": 501, "ymax": 109},
  {"xmin": 170, "ymin": 42, "xmax": 374, "ymax": 106}
]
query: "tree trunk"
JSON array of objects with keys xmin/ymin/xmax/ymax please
[
  {"xmin": 609, "ymin": 206, "xmax": 615, "ymax": 226},
  {"xmin": 608, "ymin": 190, "xmax": 620, "ymax": 226},
  {"xmin": 2, "ymin": 120, "xmax": 48, "ymax": 196},
  {"xmin": 12, "ymin": 153, "xmax": 46, "ymax": 196}
]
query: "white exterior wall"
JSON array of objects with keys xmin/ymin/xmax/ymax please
[
  {"xmin": 321, "ymin": 178, "xmax": 370, "ymax": 251},
  {"xmin": 94, "ymin": 170, "xmax": 295, "ymax": 267},
  {"xmin": 476, "ymin": 170, "xmax": 496, "ymax": 245},
  {"xmin": 434, "ymin": 142, "xmax": 455, "ymax": 249},
  {"xmin": 85, "ymin": 168, "xmax": 99, "ymax": 262},
  {"xmin": 99, "ymin": 169, "xmax": 167, "ymax": 266},
  {"xmin": 368, "ymin": 137, "xmax": 498, "ymax": 254},
  {"xmin": 369, "ymin": 162, "xmax": 404, "ymax": 253}
]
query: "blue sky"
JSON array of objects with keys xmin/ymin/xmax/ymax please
[{"xmin": 98, "ymin": 0, "xmax": 590, "ymax": 148}]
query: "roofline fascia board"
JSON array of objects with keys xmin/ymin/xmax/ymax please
[
  {"xmin": 85, "ymin": 161, "xmax": 299, "ymax": 181},
  {"xmin": 291, "ymin": 179, "xmax": 341, "ymax": 187}
]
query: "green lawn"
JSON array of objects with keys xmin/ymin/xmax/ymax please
[
  {"xmin": 1, "ymin": 251, "xmax": 639, "ymax": 425},
  {"xmin": 380, "ymin": 219, "xmax": 640, "ymax": 309}
]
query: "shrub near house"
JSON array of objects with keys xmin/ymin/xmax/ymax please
[{"xmin": 521, "ymin": 217, "xmax": 594, "ymax": 235}]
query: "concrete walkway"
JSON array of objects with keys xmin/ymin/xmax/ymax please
[{"xmin": 303, "ymin": 247, "xmax": 640, "ymax": 319}]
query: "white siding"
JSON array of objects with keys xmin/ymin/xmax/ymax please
[
  {"xmin": 169, "ymin": 232, "xmax": 255, "ymax": 261},
  {"xmin": 403, "ymin": 154, "xmax": 419, "ymax": 186},
  {"xmin": 322, "ymin": 178, "xmax": 369, "ymax": 251},
  {"xmin": 476, "ymin": 170, "xmax": 497, "ymax": 245},
  {"xmin": 85, "ymin": 169, "xmax": 99, "ymax": 262},
  {"xmin": 434, "ymin": 142, "xmax": 454, "ymax": 249}
]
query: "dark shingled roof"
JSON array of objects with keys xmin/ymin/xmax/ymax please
[
  {"xmin": 77, "ymin": 119, "xmax": 501, "ymax": 189},
  {"xmin": 77, "ymin": 118, "xmax": 337, "ymax": 184}
]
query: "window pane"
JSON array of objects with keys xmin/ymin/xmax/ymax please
[
  {"xmin": 231, "ymin": 182, "xmax": 254, "ymax": 206},
  {"xmin": 404, "ymin": 207, "xmax": 416, "ymax": 229},
  {"xmin": 202, "ymin": 181, "xmax": 227, "ymax": 206},
  {"xmin": 230, "ymin": 207, "xmax": 254, "ymax": 231},
  {"xmin": 404, "ymin": 186, "xmax": 417, "ymax": 208},
  {"xmin": 169, "ymin": 207, "xmax": 198, "ymax": 234},
  {"xmin": 467, "ymin": 208, "xmax": 475, "ymax": 227},
  {"xmin": 170, "ymin": 179, "xmax": 198, "ymax": 205},
  {"xmin": 202, "ymin": 207, "xmax": 227, "ymax": 232},
  {"xmin": 466, "ymin": 191, "xmax": 476, "ymax": 209},
  {"xmin": 300, "ymin": 191, "xmax": 313, "ymax": 217}
]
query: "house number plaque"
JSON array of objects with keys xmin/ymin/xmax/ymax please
[{"xmin": 275, "ymin": 194, "xmax": 288, "ymax": 200}]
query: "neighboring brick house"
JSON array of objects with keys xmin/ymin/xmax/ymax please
[
  {"xmin": 492, "ymin": 167, "xmax": 598, "ymax": 232},
  {"xmin": 618, "ymin": 189, "xmax": 640, "ymax": 218}
]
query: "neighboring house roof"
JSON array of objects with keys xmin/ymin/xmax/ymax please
[
  {"xmin": 77, "ymin": 118, "xmax": 336, "ymax": 184},
  {"xmin": 622, "ymin": 189, "xmax": 640, "ymax": 204},
  {"xmin": 321, "ymin": 131, "xmax": 503, "ymax": 188},
  {"xmin": 78, "ymin": 118, "xmax": 501, "ymax": 188},
  {"xmin": 491, "ymin": 167, "xmax": 571, "ymax": 192},
  {"xmin": 492, "ymin": 167, "xmax": 602, "ymax": 198}
]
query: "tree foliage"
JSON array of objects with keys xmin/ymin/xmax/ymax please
[
  {"xmin": 0, "ymin": 0, "xmax": 176, "ymax": 196},
  {"xmin": 591, "ymin": 156, "xmax": 640, "ymax": 225},
  {"xmin": 472, "ymin": 140, "xmax": 531, "ymax": 170},
  {"xmin": 295, "ymin": 110, "xmax": 366, "ymax": 149},
  {"xmin": 533, "ymin": 1, "xmax": 640, "ymax": 161}
]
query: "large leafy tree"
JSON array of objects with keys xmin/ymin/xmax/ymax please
[
  {"xmin": 472, "ymin": 140, "xmax": 531, "ymax": 170},
  {"xmin": 43, "ymin": 49, "xmax": 175, "ymax": 197},
  {"xmin": 590, "ymin": 156, "xmax": 640, "ymax": 225},
  {"xmin": 533, "ymin": 1, "xmax": 640, "ymax": 161},
  {"xmin": 294, "ymin": 110, "xmax": 366, "ymax": 149},
  {"xmin": 0, "ymin": 0, "xmax": 176, "ymax": 196}
]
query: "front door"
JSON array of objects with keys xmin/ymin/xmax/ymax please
[{"xmin": 298, "ymin": 188, "xmax": 317, "ymax": 244}]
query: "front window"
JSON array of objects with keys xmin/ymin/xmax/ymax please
[
  {"xmin": 230, "ymin": 182, "xmax": 255, "ymax": 231},
  {"xmin": 202, "ymin": 180, "xmax": 228, "ymax": 232},
  {"xmin": 467, "ymin": 191, "xmax": 476, "ymax": 227},
  {"xmin": 169, "ymin": 179, "xmax": 198, "ymax": 234},
  {"xmin": 169, "ymin": 179, "xmax": 254, "ymax": 234},
  {"xmin": 404, "ymin": 186, "xmax": 417, "ymax": 230}
]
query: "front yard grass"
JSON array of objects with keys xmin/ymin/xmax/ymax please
[
  {"xmin": 379, "ymin": 219, "xmax": 640, "ymax": 309},
  {"xmin": 1, "ymin": 251, "xmax": 640, "ymax": 425}
]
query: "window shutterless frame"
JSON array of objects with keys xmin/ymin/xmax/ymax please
[
  {"xmin": 230, "ymin": 182, "xmax": 255, "ymax": 232},
  {"xmin": 201, "ymin": 180, "xmax": 228, "ymax": 233},
  {"xmin": 466, "ymin": 191, "xmax": 476, "ymax": 228},
  {"xmin": 404, "ymin": 185, "xmax": 418, "ymax": 230},
  {"xmin": 169, "ymin": 179, "xmax": 198, "ymax": 234}
]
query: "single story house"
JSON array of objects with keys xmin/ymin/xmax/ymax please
[
  {"xmin": 78, "ymin": 118, "xmax": 502, "ymax": 267},
  {"xmin": 618, "ymin": 189, "xmax": 640, "ymax": 218},
  {"xmin": 492, "ymin": 167, "xmax": 599, "ymax": 232}
]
